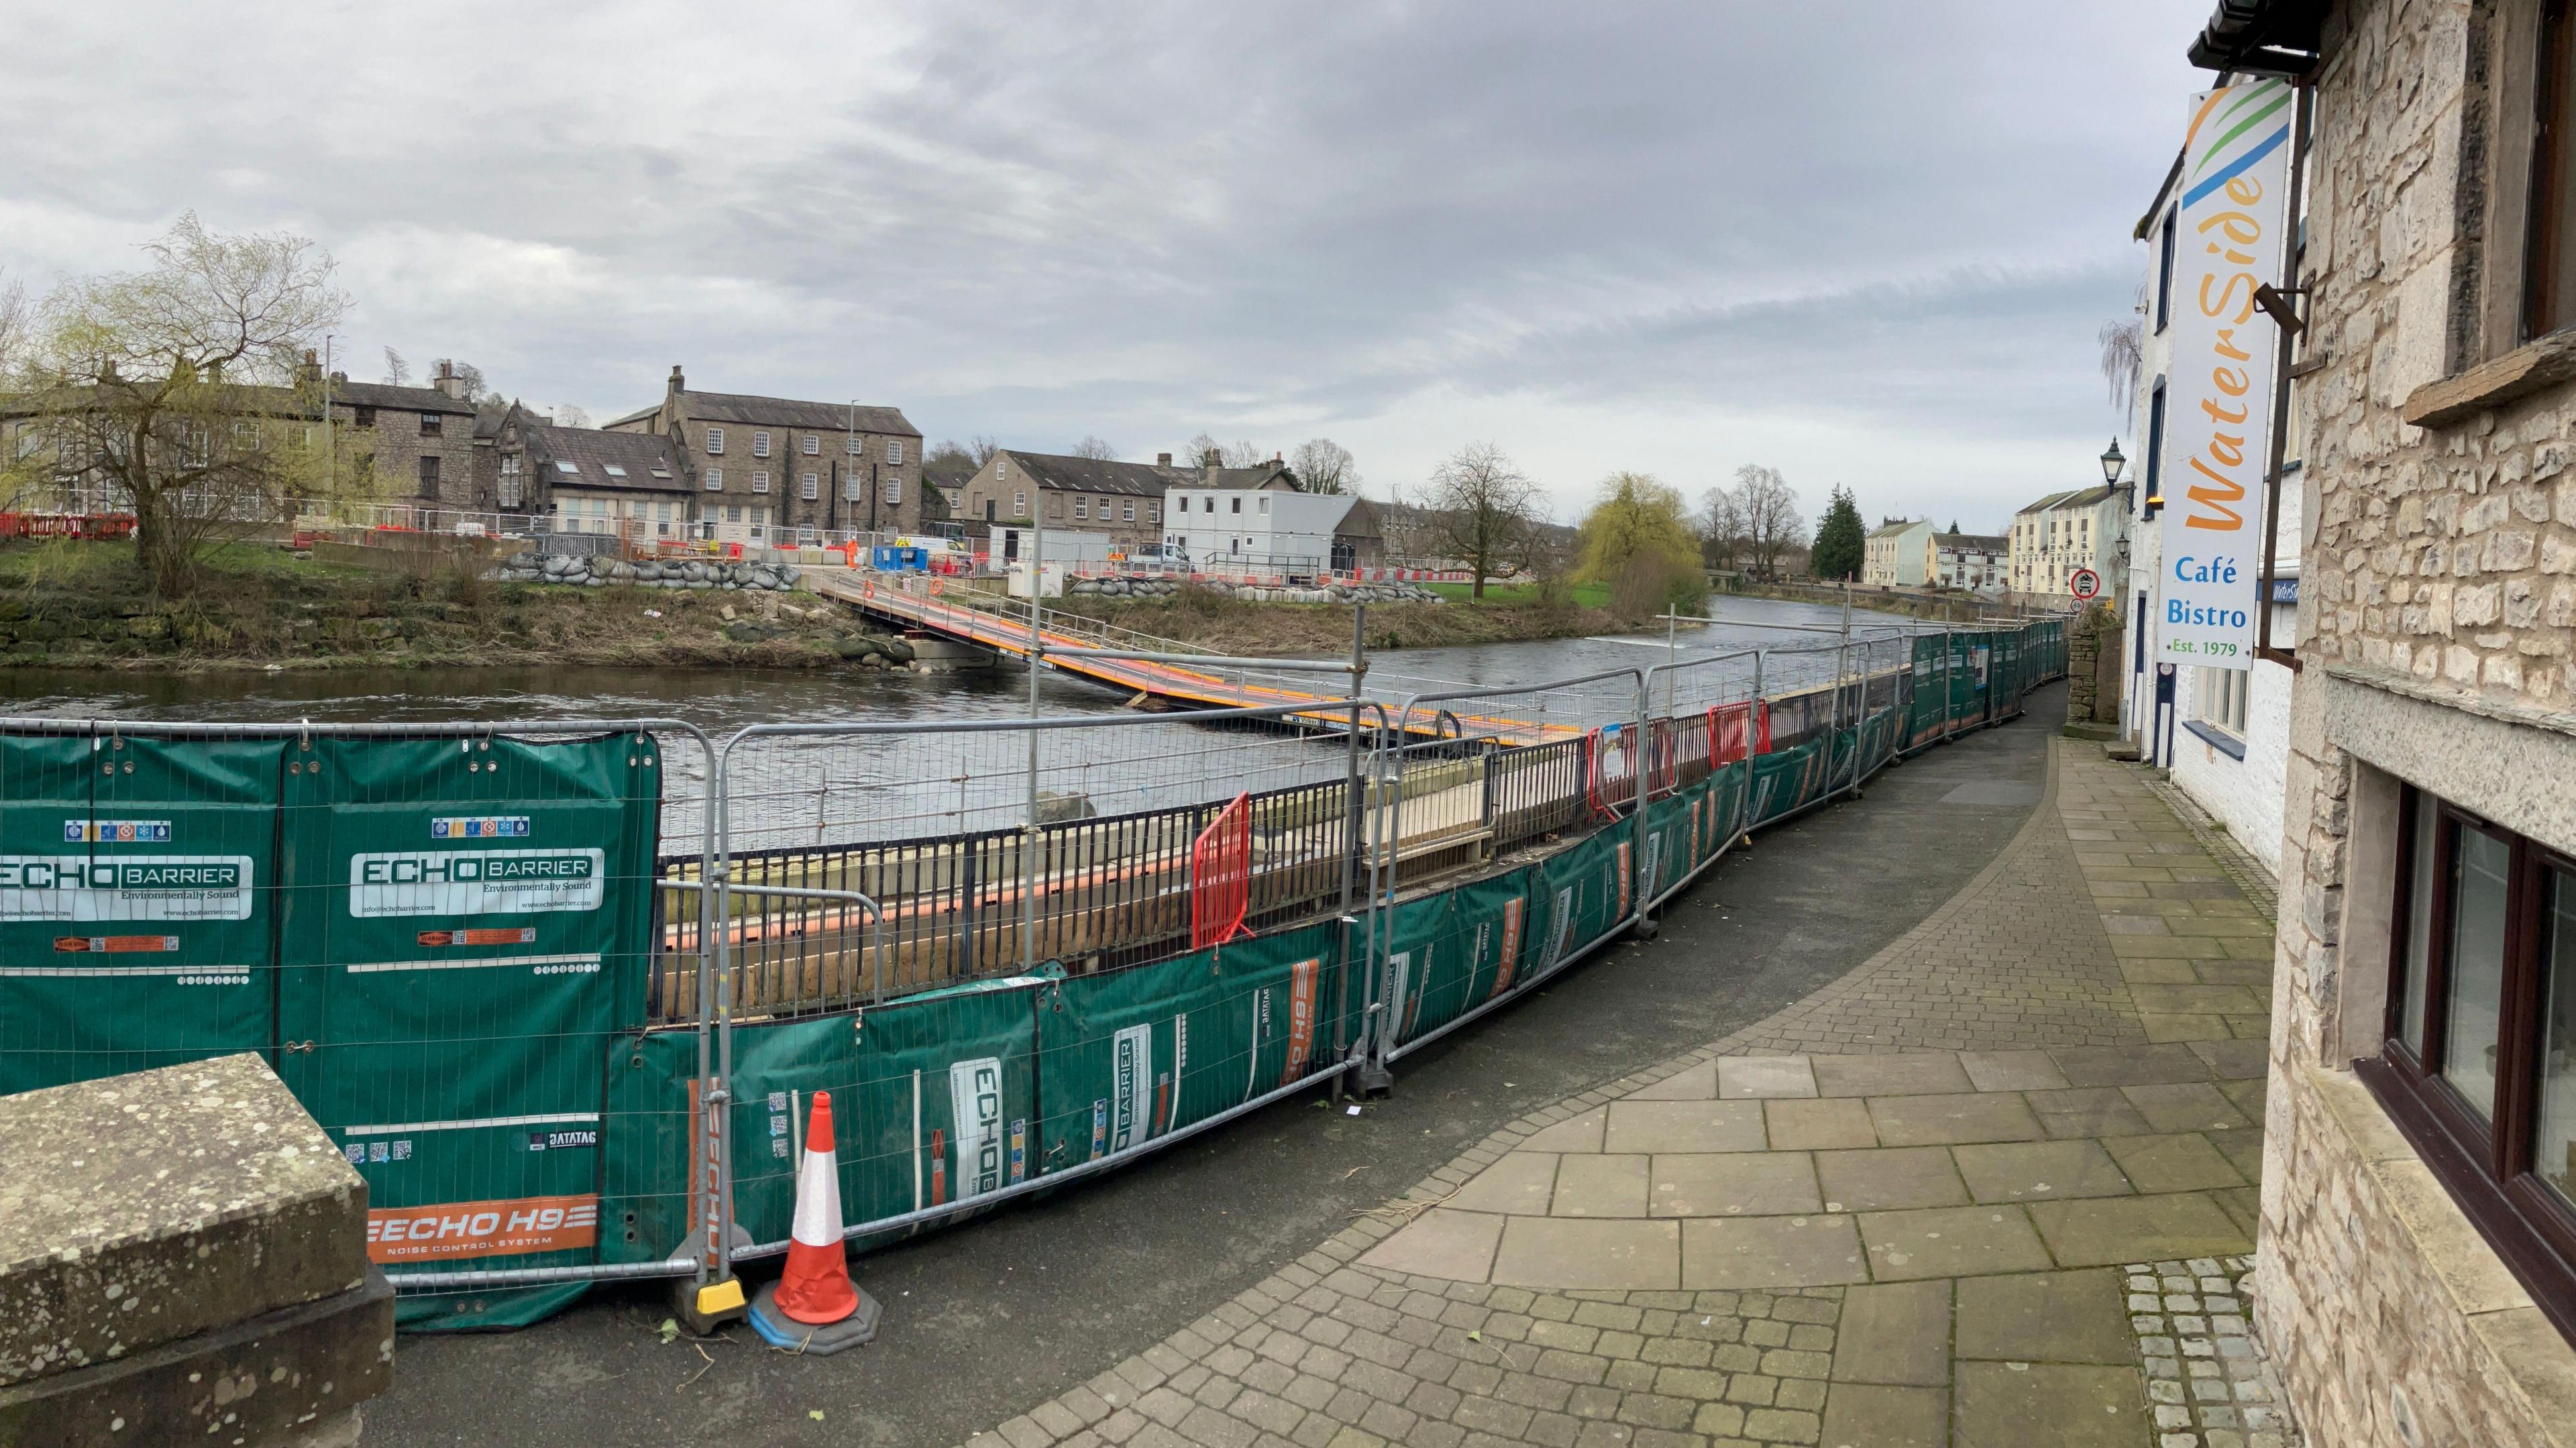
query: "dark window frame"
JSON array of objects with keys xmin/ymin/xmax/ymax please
[
  {"xmin": 417, "ymin": 454, "xmax": 441, "ymax": 498},
  {"xmin": 2359, "ymin": 784, "xmax": 2576, "ymax": 1343},
  {"xmin": 352, "ymin": 405, "xmax": 376, "ymax": 429},
  {"xmin": 2143, "ymin": 378, "xmax": 2168, "ymax": 519},
  {"xmin": 419, "ymin": 410, "xmax": 443, "ymax": 437},
  {"xmin": 2155, "ymin": 205, "xmax": 2178, "ymax": 333},
  {"xmin": 2527, "ymin": 0, "xmax": 2576, "ymax": 339}
]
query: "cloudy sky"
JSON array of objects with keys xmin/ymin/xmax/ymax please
[{"xmin": 1, "ymin": 1, "xmax": 2214, "ymax": 531}]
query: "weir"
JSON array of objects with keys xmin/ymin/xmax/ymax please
[{"xmin": 0, "ymin": 611, "xmax": 2063, "ymax": 1331}]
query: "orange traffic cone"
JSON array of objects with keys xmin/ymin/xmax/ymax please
[{"xmin": 747, "ymin": 1091, "xmax": 881, "ymax": 1353}]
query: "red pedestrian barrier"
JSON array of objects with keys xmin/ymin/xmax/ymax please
[{"xmin": 1190, "ymin": 792, "xmax": 1252, "ymax": 949}]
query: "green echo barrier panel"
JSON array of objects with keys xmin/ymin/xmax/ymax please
[
  {"xmin": 0, "ymin": 734, "xmax": 283, "ymax": 1096},
  {"xmin": 1375, "ymin": 869, "xmax": 1532, "ymax": 1050},
  {"xmin": 275, "ymin": 731, "xmax": 661, "ymax": 1331},
  {"xmin": 1036, "ymin": 920, "xmax": 1341, "ymax": 1171}
]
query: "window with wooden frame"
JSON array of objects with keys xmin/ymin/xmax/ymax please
[
  {"xmin": 2360, "ymin": 784, "xmax": 2576, "ymax": 1341},
  {"xmin": 2471, "ymin": 0, "xmax": 2576, "ymax": 355}
]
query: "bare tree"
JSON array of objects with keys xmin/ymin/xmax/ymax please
[
  {"xmin": 1289, "ymin": 437, "xmax": 1358, "ymax": 494},
  {"xmin": 1699, "ymin": 484, "xmax": 1749, "ymax": 571},
  {"xmin": 969, "ymin": 435, "xmax": 1000, "ymax": 467},
  {"xmin": 381, "ymin": 347, "xmax": 411, "ymax": 386},
  {"xmin": 0, "ymin": 272, "xmax": 30, "ymax": 382},
  {"xmin": 553, "ymin": 403, "xmax": 592, "ymax": 429},
  {"xmin": 1733, "ymin": 464, "xmax": 1805, "ymax": 579},
  {"xmin": 7, "ymin": 213, "xmax": 348, "ymax": 597},
  {"xmin": 2099, "ymin": 279, "xmax": 2147, "ymax": 410},
  {"xmin": 1185, "ymin": 431, "xmax": 1265, "ymax": 468},
  {"xmin": 1424, "ymin": 441, "xmax": 1542, "ymax": 599},
  {"xmin": 1071, "ymin": 435, "xmax": 1118, "ymax": 460}
]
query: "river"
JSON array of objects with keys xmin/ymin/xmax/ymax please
[{"xmin": 0, "ymin": 596, "xmax": 1929, "ymax": 848}]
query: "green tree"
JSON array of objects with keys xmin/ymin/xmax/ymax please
[
  {"xmin": 1577, "ymin": 470, "xmax": 1706, "ymax": 616},
  {"xmin": 4, "ymin": 214, "xmax": 349, "ymax": 598},
  {"xmin": 1810, "ymin": 486, "xmax": 1866, "ymax": 581}
]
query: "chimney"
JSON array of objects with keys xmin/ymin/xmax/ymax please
[
  {"xmin": 297, "ymin": 349, "xmax": 321, "ymax": 385},
  {"xmin": 1157, "ymin": 453, "xmax": 1172, "ymax": 467},
  {"xmin": 433, "ymin": 359, "xmax": 468, "ymax": 399},
  {"xmin": 669, "ymin": 364, "xmax": 686, "ymax": 396}
]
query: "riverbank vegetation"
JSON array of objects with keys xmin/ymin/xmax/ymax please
[
  {"xmin": 0, "ymin": 539, "xmax": 894, "ymax": 671},
  {"xmin": 1036, "ymin": 575, "xmax": 1629, "ymax": 655}
]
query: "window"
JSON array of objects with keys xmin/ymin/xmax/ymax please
[
  {"xmin": 417, "ymin": 455, "xmax": 441, "ymax": 498},
  {"xmin": 998, "ymin": 459, "xmax": 1008, "ymax": 480},
  {"xmin": 802, "ymin": 433, "xmax": 820, "ymax": 455},
  {"xmin": 602, "ymin": 464, "xmax": 627, "ymax": 478},
  {"xmin": 352, "ymin": 406, "xmax": 376, "ymax": 429},
  {"xmin": 845, "ymin": 473, "xmax": 863, "ymax": 502},
  {"xmin": 706, "ymin": 467, "xmax": 724, "ymax": 492},
  {"xmin": 706, "ymin": 427, "xmax": 725, "ymax": 454},
  {"xmin": 846, "ymin": 434, "xmax": 863, "ymax": 455},
  {"xmin": 2365, "ymin": 785, "xmax": 2576, "ymax": 1336},
  {"xmin": 886, "ymin": 440, "xmax": 903, "ymax": 464},
  {"xmin": 2155, "ymin": 205, "xmax": 2177, "ymax": 333},
  {"xmin": 752, "ymin": 470, "xmax": 770, "ymax": 494},
  {"xmin": 2143, "ymin": 379, "xmax": 2167, "ymax": 518},
  {"xmin": 1014, "ymin": 490, "xmax": 1027, "ymax": 514},
  {"xmin": 1123, "ymin": 501, "xmax": 1135, "ymax": 522},
  {"xmin": 2194, "ymin": 667, "xmax": 2249, "ymax": 737},
  {"xmin": 2524, "ymin": 0, "xmax": 2576, "ymax": 339},
  {"xmin": 1075, "ymin": 496, "xmax": 1089, "ymax": 520},
  {"xmin": 753, "ymin": 431, "xmax": 771, "ymax": 457},
  {"xmin": 1148, "ymin": 502, "xmax": 1160, "ymax": 524},
  {"xmin": 498, "ymin": 455, "xmax": 524, "ymax": 508},
  {"xmin": 799, "ymin": 524, "xmax": 816, "ymax": 545},
  {"xmin": 1258, "ymin": 496, "xmax": 1269, "ymax": 515},
  {"xmin": 1230, "ymin": 497, "xmax": 1241, "ymax": 514},
  {"xmin": 884, "ymin": 477, "xmax": 900, "ymax": 506},
  {"xmin": 725, "ymin": 505, "xmax": 742, "ymax": 522},
  {"xmin": 421, "ymin": 411, "xmax": 442, "ymax": 436},
  {"xmin": 801, "ymin": 471, "xmax": 819, "ymax": 500}
]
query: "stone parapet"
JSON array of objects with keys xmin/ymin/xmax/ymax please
[{"xmin": 0, "ymin": 1053, "xmax": 392, "ymax": 1445}]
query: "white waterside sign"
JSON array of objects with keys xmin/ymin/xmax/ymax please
[{"xmin": 2159, "ymin": 78, "xmax": 2292, "ymax": 670}]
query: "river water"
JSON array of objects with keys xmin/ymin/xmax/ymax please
[
  {"xmin": 0, "ymin": 595, "xmax": 1910, "ymax": 731},
  {"xmin": 0, "ymin": 596, "xmax": 1926, "ymax": 846}
]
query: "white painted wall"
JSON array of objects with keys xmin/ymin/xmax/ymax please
[{"xmin": 2171, "ymin": 653, "xmax": 2294, "ymax": 876}]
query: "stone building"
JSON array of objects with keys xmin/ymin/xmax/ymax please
[
  {"xmin": 605, "ymin": 366, "xmax": 924, "ymax": 547},
  {"xmin": 2183, "ymin": 3, "xmax": 2576, "ymax": 1443},
  {"xmin": 488, "ymin": 407, "xmax": 698, "ymax": 545},
  {"xmin": 1928, "ymin": 531, "xmax": 2006, "ymax": 590},
  {"xmin": 2006, "ymin": 485, "xmax": 2126, "ymax": 597},
  {"xmin": 953, "ymin": 451, "xmax": 1296, "ymax": 555},
  {"xmin": 320, "ymin": 359, "xmax": 484, "ymax": 514}
]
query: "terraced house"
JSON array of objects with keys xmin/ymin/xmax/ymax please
[
  {"xmin": 2179, "ymin": 1, "xmax": 2576, "ymax": 1443},
  {"xmin": 606, "ymin": 366, "xmax": 925, "ymax": 548}
]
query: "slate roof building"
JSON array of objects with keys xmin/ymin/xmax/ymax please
[{"xmin": 606, "ymin": 366, "xmax": 925, "ymax": 547}]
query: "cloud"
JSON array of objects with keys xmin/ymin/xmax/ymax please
[{"xmin": 0, "ymin": 0, "xmax": 2216, "ymax": 525}]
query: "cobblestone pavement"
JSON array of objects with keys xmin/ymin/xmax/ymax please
[{"xmin": 962, "ymin": 741, "xmax": 2295, "ymax": 1448}]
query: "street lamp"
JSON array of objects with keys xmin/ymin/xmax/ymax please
[{"xmin": 2099, "ymin": 438, "xmax": 2125, "ymax": 488}]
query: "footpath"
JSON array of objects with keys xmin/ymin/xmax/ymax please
[{"xmin": 962, "ymin": 741, "xmax": 2289, "ymax": 1448}]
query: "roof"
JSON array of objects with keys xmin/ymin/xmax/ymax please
[
  {"xmin": 2186, "ymin": 0, "xmax": 2326, "ymax": 74},
  {"xmin": 2014, "ymin": 490, "xmax": 2079, "ymax": 516},
  {"xmin": 610, "ymin": 390, "xmax": 918, "ymax": 437},
  {"xmin": 989, "ymin": 451, "xmax": 1304, "ymax": 498},
  {"xmin": 1934, "ymin": 533, "xmax": 2009, "ymax": 551},
  {"xmin": 1866, "ymin": 518, "xmax": 1927, "ymax": 540},
  {"xmin": 520, "ymin": 424, "xmax": 692, "ymax": 494},
  {"xmin": 325, "ymin": 379, "xmax": 478, "ymax": 415},
  {"xmin": 2045, "ymin": 486, "xmax": 2121, "ymax": 512}
]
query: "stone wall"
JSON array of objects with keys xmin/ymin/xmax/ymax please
[{"xmin": 2260, "ymin": 0, "xmax": 2576, "ymax": 1439}]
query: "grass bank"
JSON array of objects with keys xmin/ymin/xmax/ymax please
[{"xmin": 0, "ymin": 540, "xmax": 896, "ymax": 672}]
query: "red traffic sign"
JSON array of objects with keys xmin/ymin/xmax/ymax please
[{"xmin": 2068, "ymin": 567, "xmax": 2102, "ymax": 600}]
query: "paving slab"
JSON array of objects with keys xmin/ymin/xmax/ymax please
[
  {"xmin": 1680, "ymin": 1214, "xmax": 1870, "ymax": 1288},
  {"xmin": 1951, "ymin": 1268, "xmax": 2136, "ymax": 1364},
  {"xmin": 1356, "ymin": 1207, "xmax": 1504, "ymax": 1280},
  {"xmin": 1951, "ymin": 1139, "xmax": 2135, "ymax": 1203},
  {"xmin": 1830, "ymin": 1281, "xmax": 1951, "ymax": 1386},
  {"xmin": 1550, "ymin": 1153, "xmax": 1650, "ymax": 1217},
  {"xmin": 1819, "ymin": 1382, "xmax": 1948, "ymax": 1448},
  {"xmin": 1953, "ymin": 1361, "xmax": 2149, "ymax": 1448},
  {"xmin": 1602, "ymin": 1099, "xmax": 1768, "ymax": 1155},
  {"xmin": 1491, "ymin": 1216, "xmax": 1680, "ymax": 1290},
  {"xmin": 1717, "ymin": 1054, "xmax": 1818, "ymax": 1099},
  {"xmin": 1766, "ymin": 1097, "xmax": 1880, "ymax": 1150},
  {"xmin": 2024, "ymin": 1192, "xmax": 2253, "ymax": 1267},
  {"xmin": 1519, "ymin": 1105, "xmax": 1608, "ymax": 1153},
  {"xmin": 1811, "ymin": 1054, "xmax": 1975, "ymax": 1098},
  {"xmin": 2047, "ymin": 1044, "xmax": 2216, "ymax": 1088},
  {"xmin": 2024, "ymin": 1087, "xmax": 2156, "ymax": 1140},
  {"xmin": 1957, "ymin": 1049, "xmax": 2071, "ymax": 1093},
  {"xmin": 1450, "ymin": 1151, "xmax": 1562, "ymax": 1214},
  {"xmin": 2118, "ymin": 1082, "xmax": 2254, "ymax": 1134},
  {"xmin": 1814, "ymin": 1146, "xmax": 1970, "ymax": 1213},
  {"xmin": 1648, "ymin": 1152, "xmax": 1821, "ymax": 1218},
  {"xmin": 1867, "ymin": 1092, "xmax": 2046, "ymax": 1147},
  {"xmin": 2098, "ymin": 1132, "xmax": 2246, "ymax": 1193},
  {"xmin": 1627, "ymin": 1059, "xmax": 1717, "ymax": 1100},
  {"xmin": 1858, "ymin": 1205, "xmax": 2053, "ymax": 1281}
]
